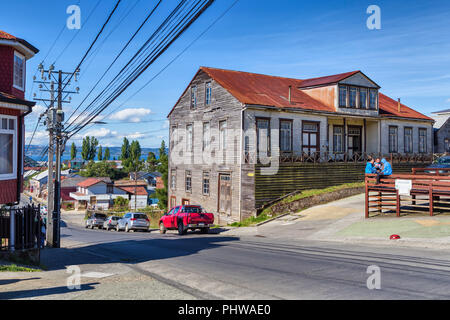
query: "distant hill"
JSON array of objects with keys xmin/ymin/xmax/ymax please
[{"xmin": 26, "ymin": 145, "xmax": 168, "ymax": 162}]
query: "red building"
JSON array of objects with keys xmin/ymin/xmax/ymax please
[{"xmin": 0, "ymin": 30, "xmax": 39, "ymax": 205}]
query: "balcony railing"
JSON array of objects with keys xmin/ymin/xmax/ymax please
[{"xmin": 244, "ymin": 151, "xmax": 441, "ymax": 164}]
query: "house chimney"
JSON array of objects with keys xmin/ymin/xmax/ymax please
[
  {"xmin": 288, "ymin": 86, "xmax": 292, "ymax": 104},
  {"xmin": 398, "ymin": 98, "xmax": 401, "ymax": 112}
]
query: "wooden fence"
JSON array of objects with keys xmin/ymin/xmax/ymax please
[
  {"xmin": 255, "ymin": 162, "xmax": 431, "ymax": 209},
  {"xmin": 365, "ymin": 173, "xmax": 450, "ymax": 218}
]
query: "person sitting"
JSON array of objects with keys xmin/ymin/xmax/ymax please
[
  {"xmin": 374, "ymin": 158, "xmax": 382, "ymax": 173},
  {"xmin": 365, "ymin": 158, "xmax": 376, "ymax": 174},
  {"xmin": 376, "ymin": 158, "xmax": 393, "ymax": 184}
]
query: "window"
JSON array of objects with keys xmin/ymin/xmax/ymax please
[
  {"xmin": 0, "ymin": 116, "xmax": 17, "ymax": 178},
  {"xmin": 404, "ymin": 127, "xmax": 413, "ymax": 153},
  {"xmin": 205, "ymin": 81, "xmax": 212, "ymax": 105},
  {"xmin": 279, "ymin": 119, "xmax": 292, "ymax": 152},
  {"xmin": 333, "ymin": 126, "xmax": 344, "ymax": 153},
  {"xmin": 349, "ymin": 87, "xmax": 357, "ymax": 108},
  {"xmin": 388, "ymin": 126, "xmax": 398, "ymax": 153},
  {"xmin": 170, "ymin": 170, "xmax": 176, "ymax": 190},
  {"xmin": 445, "ymin": 139, "xmax": 450, "ymax": 153},
  {"xmin": 170, "ymin": 125, "xmax": 177, "ymax": 150},
  {"xmin": 202, "ymin": 122, "xmax": 210, "ymax": 151},
  {"xmin": 219, "ymin": 120, "xmax": 227, "ymax": 151},
  {"xmin": 419, "ymin": 128, "xmax": 427, "ymax": 153},
  {"xmin": 359, "ymin": 88, "xmax": 367, "ymax": 109},
  {"xmin": 369, "ymin": 90, "xmax": 378, "ymax": 109},
  {"xmin": 186, "ymin": 124, "xmax": 193, "ymax": 152},
  {"xmin": 202, "ymin": 172, "xmax": 210, "ymax": 196},
  {"xmin": 256, "ymin": 118, "xmax": 270, "ymax": 157},
  {"xmin": 185, "ymin": 170, "xmax": 192, "ymax": 193},
  {"xmin": 190, "ymin": 86, "xmax": 197, "ymax": 108},
  {"xmin": 302, "ymin": 121, "xmax": 319, "ymax": 155},
  {"xmin": 170, "ymin": 197, "xmax": 176, "ymax": 209},
  {"xmin": 13, "ymin": 52, "xmax": 25, "ymax": 90},
  {"xmin": 339, "ymin": 86, "xmax": 347, "ymax": 107}
]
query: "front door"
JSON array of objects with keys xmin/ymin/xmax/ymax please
[
  {"xmin": 218, "ymin": 174, "xmax": 231, "ymax": 215},
  {"xmin": 347, "ymin": 126, "xmax": 362, "ymax": 156},
  {"xmin": 302, "ymin": 121, "xmax": 320, "ymax": 155}
]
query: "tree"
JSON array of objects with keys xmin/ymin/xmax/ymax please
[
  {"xmin": 70, "ymin": 142, "xmax": 77, "ymax": 160},
  {"xmin": 156, "ymin": 140, "xmax": 168, "ymax": 211},
  {"xmin": 146, "ymin": 151, "xmax": 158, "ymax": 172},
  {"xmin": 120, "ymin": 137, "xmax": 130, "ymax": 161},
  {"xmin": 81, "ymin": 136, "xmax": 98, "ymax": 161},
  {"xmin": 104, "ymin": 147, "xmax": 110, "ymax": 161},
  {"xmin": 80, "ymin": 161, "xmax": 126, "ymax": 180},
  {"xmin": 98, "ymin": 145, "xmax": 103, "ymax": 161}
]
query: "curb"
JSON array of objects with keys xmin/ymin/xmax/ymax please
[{"xmin": 255, "ymin": 212, "xmax": 292, "ymax": 226}]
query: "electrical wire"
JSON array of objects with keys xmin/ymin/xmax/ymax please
[{"xmin": 66, "ymin": 0, "xmax": 213, "ymax": 137}]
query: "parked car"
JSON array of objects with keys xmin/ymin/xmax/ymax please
[
  {"xmin": 85, "ymin": 213, "xmax": 107, "ymax": 229},
  {"xmin": 116, "ymin": 212, "xmax": 150, "ymax": 232},
  {"xmin": 426, "ymin": 155, "xmax": 450, "ymax": 173},
  {"xmin": 159, "ymin": 205, "xmax": 214, "ymax": 235},
  {"xmin": 103, "ymin": 216, "xmax": 121, "ymax": 231}
]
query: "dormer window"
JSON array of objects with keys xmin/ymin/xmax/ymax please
[
  {"xmin": 369, "ymin": 89, "xmax": 378, "ymax": 109},
  {"xmin": 13, "ymin": 51, "xmax": 25, "ymax": 91},
  {"xmin": 339, "ymin": 86, "xmax": 347, "ymax": 107},
  {"xmin": 360, "ymin": 88, "xmax": 367, "ymax": 109},
  {"xmin": 339, "ymin": 85, "xmax": 377, "ymax": 110},
  {"xmin": 349, "ymin": 87, "xmax": 357, "ymax": 108}
]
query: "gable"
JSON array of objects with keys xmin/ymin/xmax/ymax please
[{"xmin": 339, "ymin": 72, "xmax": 380, "ymax": 88}]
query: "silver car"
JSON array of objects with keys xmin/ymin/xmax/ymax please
[
  {"xmin": 103, "ymin": 216, "xmax": 121, "ymax": 231},
  {"xmin": 85, "ymin": 213, "xmax": 107, "ymax": 229},
  {"xmin": 116, "ymin": 213, "xmax": 150, "ymax": 232}
]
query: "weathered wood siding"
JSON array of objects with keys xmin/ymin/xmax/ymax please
[
  {"xmin": 254, "ymin": 162, "xmax": 430, "ymax": 209},
  {"xmin": 168, "ymin": 70, "xmax": 244, "ymax": 224}
]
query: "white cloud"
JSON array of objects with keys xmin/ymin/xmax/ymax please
[
  {"xmin": 126, "ymin": 132, "xmax": 145, "ymax": 139},
  {"xmin": 446, "ymin": 98, "xmax": 450, "ymax": 103},
  {"xmin": 25, "ymin": 130, "xmax": 48, "ymax": 145},
  {"xmin": 109, "ymin": 108, "xmax": 152, "ymax": 123},
  {"xmin": 31, "ymin": 104, "xmax": 46, "ymax": 118}
]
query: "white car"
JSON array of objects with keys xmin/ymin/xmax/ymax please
[{"xmin": 116, "ymin": 213, "xmax": 150, "ymax": 232}]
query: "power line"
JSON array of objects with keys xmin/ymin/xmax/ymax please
[
  {"xmin": 66, "ymin": 0, "xmax": 213, "ymax": 136},
  {"xmin": 64, "ymin": 0, "xmax": 162, "ymax": 128},
  {"xmin": 64, "ymin": 0, "xmax": 190, "ymax": 131},
  {"xmin": 99, "ymin": 0, "xmax": 241, "ymax": 125},
  {"xmin": 52, "ymin": 0, "xmax": 102, "ymax": 65}
]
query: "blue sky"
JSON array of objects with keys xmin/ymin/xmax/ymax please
[{"xmin": 2, "ymin": 0, "xmax": 450, "ymax": 147}]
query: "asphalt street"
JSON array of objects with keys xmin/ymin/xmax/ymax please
[{"xmin": 37, "ymin": 216, "xmax": 450, "ymax": 300}]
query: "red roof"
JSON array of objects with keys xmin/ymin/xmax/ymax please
[
  {"xmin": 0, "ymin": 30, "xmax": 39, "ymax": 54},
  {"xmin": 117, "ymin": 186, "xmax": 148, "ymax": 195},
  {"xmin": 200, "ymin": 67, "xmax": 335, "ymax": 112},
  {"xmin": 0, "ymin": 30, "xmax": 16, "ymax": 40},
  {"xmin": 297, "ymin": 71, "xmax": 361, "ymax": 88},
  {"xmin": 77, "ymin": 178, "xmax": 104, "ymax": 188},
  {"xmin": 378, "ymin": 93, "xmax": 433, "ymax": 121},
  {"xmin": 170, "ymin": 67, "xmax": 431, "ymax": 121}
]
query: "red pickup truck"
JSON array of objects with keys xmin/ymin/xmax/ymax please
[{"xmin": 159, "ymin": 205, "xmax": 214, "ymax": 235}]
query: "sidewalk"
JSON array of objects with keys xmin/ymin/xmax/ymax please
[{"xmin": 224, "ymin": 193, "xmax": 450, "ymax": 250}]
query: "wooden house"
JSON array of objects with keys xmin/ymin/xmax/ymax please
[
  {"xmin": 0, "ymin": 30, "xmax": 39, "ymax": 205},
  {"xmin": 167, "ymin": 67, "xmax": 435, "ymax": 223}
]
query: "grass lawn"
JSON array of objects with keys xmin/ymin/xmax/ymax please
[{"xmin": 0, "ymin": 264, "xmax": 42, "ymax": 272}]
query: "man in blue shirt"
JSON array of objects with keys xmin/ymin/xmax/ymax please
[
  {"xmin": 376, "ymin": 158, "xmax": 393, "ymax": 183},
  {"xmin": 365, "ymin": 158, "xmax": 376, "ymax": 174}
]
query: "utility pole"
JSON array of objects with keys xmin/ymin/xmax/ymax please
[{"xmin": 33, "ymin": 64, "xmax": 79, "ymax": 248}]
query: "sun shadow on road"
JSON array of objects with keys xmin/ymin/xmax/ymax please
[
  {"xmin": 0, "ymin": 282, "xmax": 99, "ymax": 300},
  {"xmin": 40, "ymin": 236, "xmax": 240, "ymax": 271}
]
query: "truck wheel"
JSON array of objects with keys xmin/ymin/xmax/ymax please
[
  {"xmin": 159, "ymin": 223, "xmax": 166, "ymax": 234},
  {"xmin": 178, "ymin": 221, "xmax": 186, "ymax": 235},
  {"xmin": 200, "ymin": 227, "xmax": 210, "ymax": 234}
]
